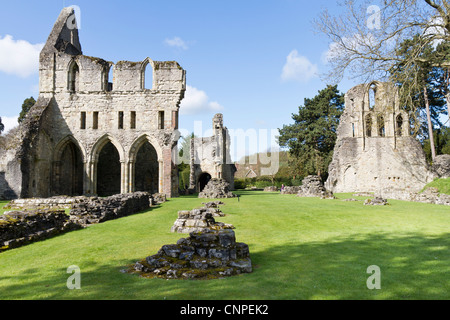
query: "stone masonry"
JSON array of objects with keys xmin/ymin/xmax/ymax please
[
  {"xmin": 190, "ymin": 114, "xmax": 236, "ymax": 192},
  {"xmin": 0, "ymin": 7, "xmax": 186, "ymax": 200},
  {"xmin": 326, "ymin": 81, "xmax": 436, "ymax": 196}
]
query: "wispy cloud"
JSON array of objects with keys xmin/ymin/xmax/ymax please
[
  {"xmin": 164, "ymin": 36, "xmax": 189, "ymax": 50},
  {"xmin": 0, "ymin": 35, "xmax": 44, "ymax": 78},
  {"xmin": 281, "ymin": 49, "xmax": 318, "ymax": 83},
  {"xmin": 180, "ymin": 85, "xmax": 224, "ymax": 115}
]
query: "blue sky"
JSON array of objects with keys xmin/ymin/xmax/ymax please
[{"xmin": 0, "ymin": 0, "xmax": 357, "ymax": 160}]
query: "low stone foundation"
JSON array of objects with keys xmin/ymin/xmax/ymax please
[
  {"xmin": 0, "ymin": 210, "xmax": 81, "ymax": 252},
  {"xmin": 1, "ymin": 192, "xmax": 158, "ymax": 252},
  {"xmin": 3, "ymin": 196, "xmax": 80, "ymax": 210},
  {"xmin": 380, "ymin": 188, "xmax": 450, "ymax": 206},
  {"xmin": 133, "ymin": 229, "xmax": 252, "ymax": 280},
  {"xmin": 69, "ymin": 192, "xmax": 152, "ymax": 227}
]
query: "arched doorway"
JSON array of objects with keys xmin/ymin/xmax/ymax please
[
  {"xmin": 53, "ymin": 140, "xmax": 84, "ymax": 196},
  {"xmin": 97, "ymin": 141, "xmax": 121, "ymax": 196},
  {"xmin": 134, "ymin": 141, "xmax": 159, "ymax": 194},
  {"xmin": 198, "ymin": 172, "xmax": 212, "ymax": 192}
]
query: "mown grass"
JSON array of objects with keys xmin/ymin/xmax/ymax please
[{"xmin": 0, "ymin": 192, "xmax": 449, "ymax": 300}]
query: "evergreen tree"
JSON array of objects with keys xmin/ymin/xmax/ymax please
[
  {"xmin": 278, "ymin": 85, "xmax": 344, "ymax": 180},
  {"xmin": 18, "ymin": 97, "xmax": 36, "ymax": 123}
]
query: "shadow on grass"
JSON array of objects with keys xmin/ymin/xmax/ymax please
[{"xmin": 1, "ymin": 232, "xmax": 448, "ymax": 300}]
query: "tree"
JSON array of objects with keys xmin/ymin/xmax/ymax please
[
  {"xmin": 18, "ymin": 97, "xmax": 36, "ymax": 123},
  {"xmin": 390, "ymin": 35, "xmax": 448, "ymax": 160},
  {"xmin": 278, "ymin": 85, "xmax": 344, "ymax": 180},
  {"xmin": 316, "ymin": 0, "xmax": 450, "ymax": 124},
  {"xmin": 0, "ymin": 117, "xmax": 4, "ymax": 135}
]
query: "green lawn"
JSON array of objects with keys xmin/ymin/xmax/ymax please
[{"xmin": 0, "ymin": 192, "xmax": 449, "ymax": 300}]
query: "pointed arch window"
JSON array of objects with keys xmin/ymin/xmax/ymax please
[{"xmin": 68, "ymin": 61, "xmax": 79, "ymax": 92}]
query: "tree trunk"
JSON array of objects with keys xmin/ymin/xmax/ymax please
[
  {"xmin": 424, "ymin": 87, "xmax": 436, "ymax": 161},
  {"xmin": 446, "ymin": 93, "xmax": 450, "ymax": 126}
]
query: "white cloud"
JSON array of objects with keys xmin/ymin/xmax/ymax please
[
  {"xmin": 0, "ymin": 35, "xmax": 44, "ymax": 78},
  {"xmin": 180, "ymin": 85, "xmax": 224, "ymax": 115},
  {"xmin": 281, "ymin": 50, "xmax": 318, "ymax": 83},
  {"xmin": 164, "ymin": 36, "xmax": 189, "ymax": 50},
  {"xmin": 0, "ymin": 116, "xmax": 19, "ymax": 134}
]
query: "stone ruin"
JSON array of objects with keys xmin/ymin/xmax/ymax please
[
  {"xmin": 198, "ymin": 178, "xmax": 236, "ymax": 199},
  {"xmin": 133, "ymin": 229, "xmax": 252, "ymax": 280},
  {"xmin": 363, "ymin": 197, "xmax": 389, "ymax": 206},
  {"xmin": 133, "ymin": 202, "xmax": 252, "ymax": 280},
  {"xmin": 325, "ymin": 82, "xmax": 437, "ymax": 197},
  {"xmin": 280, "ymin": 186, "xmax": 302, "ymax": 195},
  {"xmin": 296, "ymin": 175, "xmax": 335, "ymax": 199},
  {"xmin": 171, "ymin": 201, "xmax": 234, "ymax": 234},
  {"xmin": 0, "ymin": 7, "xmax": 186, "ymax": 200},
  {"xmin": 189, "ymin": 114, "xmax": 237, "ymax": 192},
  {"xmin": 1, "ymin": 192, "xmax": 160, "ymax": 251},
  {"xmin": 0, "ymin": 210, "xmax": 81, "ymax": 252}
]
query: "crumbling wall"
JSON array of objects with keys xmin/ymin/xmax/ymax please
[
  {"xmin": 326, "ymin": 82, "xmax": 435, "ymax": 195},
  {"xmin": 190, "ymin": 114, "xmax": 236, "ymax": 191}
]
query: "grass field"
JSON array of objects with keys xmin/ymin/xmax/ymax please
[{"xmin": 0, "ymin": 191, "xmax": 449, "ymax": 300}]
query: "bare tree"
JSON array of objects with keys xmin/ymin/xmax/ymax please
[{"xmin": 316, "ymin": 0, "xmax": 450, "ymax": 84}]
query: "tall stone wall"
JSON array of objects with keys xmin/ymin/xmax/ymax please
[
  {"xmin": 326, "ymin": 82, "xmax": 435, "ymax": 195},
  {"xmin": 0, "ymin": 7, "xmax": 186, "ymax": 200}
]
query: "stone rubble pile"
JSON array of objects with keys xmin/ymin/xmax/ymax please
[
  {"xmin": 198, "ymin": 179, "xmax": 236, "ymax": 199},
  {"xmin": 133, "ymin": 228, "xmax": 252, "ymax": 280},
  {"xmin": 264, "ymin": 186, "xmax": 278, "ymax": 192},
  {"xmin": 171, "ymin": 202, "xmax": 233, "ymax": 234},
  {"xmin": 133, "ymin": 201, "xmax": 252, "ymax": 280},
  {"xmin": 296, "ymin": 175, "xmax": 335, "ymax": 199},
  {"xmin": 363, "ymin": 197, "xmax": 389, "ymax": 206}
]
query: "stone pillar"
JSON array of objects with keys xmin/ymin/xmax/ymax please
[
  {"xmin": 162, "ymin": 147, "xmax": 174, "ymax": 197},
  {"xmin": 120, "ymin": 161, "xmax": 127, "ymax": 194},
  {"xmin": 127, "ymin": 161, "xmax": 135, "ymax": 193}
]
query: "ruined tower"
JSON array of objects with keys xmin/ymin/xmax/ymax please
[
  {"xmin": 0, "ymin": 7, "xmax": 186, "ymax": 199},
  {"xmin": 189, "ymin": 114, "xmax": 236, "ymax": 192},
  {"xmin": 325, "ymin": 82, "xmax": 435, "ymax": 195}
]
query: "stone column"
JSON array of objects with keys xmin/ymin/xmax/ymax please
[{"xmin": 162, "ymin": 147, "xmax": 173, "ymax": 197}]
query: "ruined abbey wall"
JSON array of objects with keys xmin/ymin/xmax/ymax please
[
  {"xmin": 326, "ymin": 82, "xmax": 436, "ymax": 195},
  {"xmin": 0, "ymin": 7, "xmax": 186, "ymax": 199}
]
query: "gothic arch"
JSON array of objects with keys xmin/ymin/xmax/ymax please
[
  {"xmin": 129, "ymin": 134, "xmax": 162, "ymax": 162},
  {"xmin": 52, "ymin": 135, "xmax": 85, "ymax": 196},
  {"xmin": 90, "ymin": 134, "xmax": 125, "ymax": 163},
  {"xmin": 67, "ymin": 59, "xmax": 80, "ymax": 92},
  {"xmin": 141, "ymin": 57, "xmax": 154, "ymax": 90}
]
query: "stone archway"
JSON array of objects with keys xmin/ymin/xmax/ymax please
[
  {"xmin": 198, "ymin": 172, "xmax": 212, "ymax": 192},
  {"xmin": 134, "ymin": 141, "xmax": 159, "ymax": 194},
  {"xmin": 97, "ymin": 141, "xmax": 121, "ymax": 196},
  {"xmin": 53, "ymin": 139, "xmax": 84, "ymax": 196}
]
